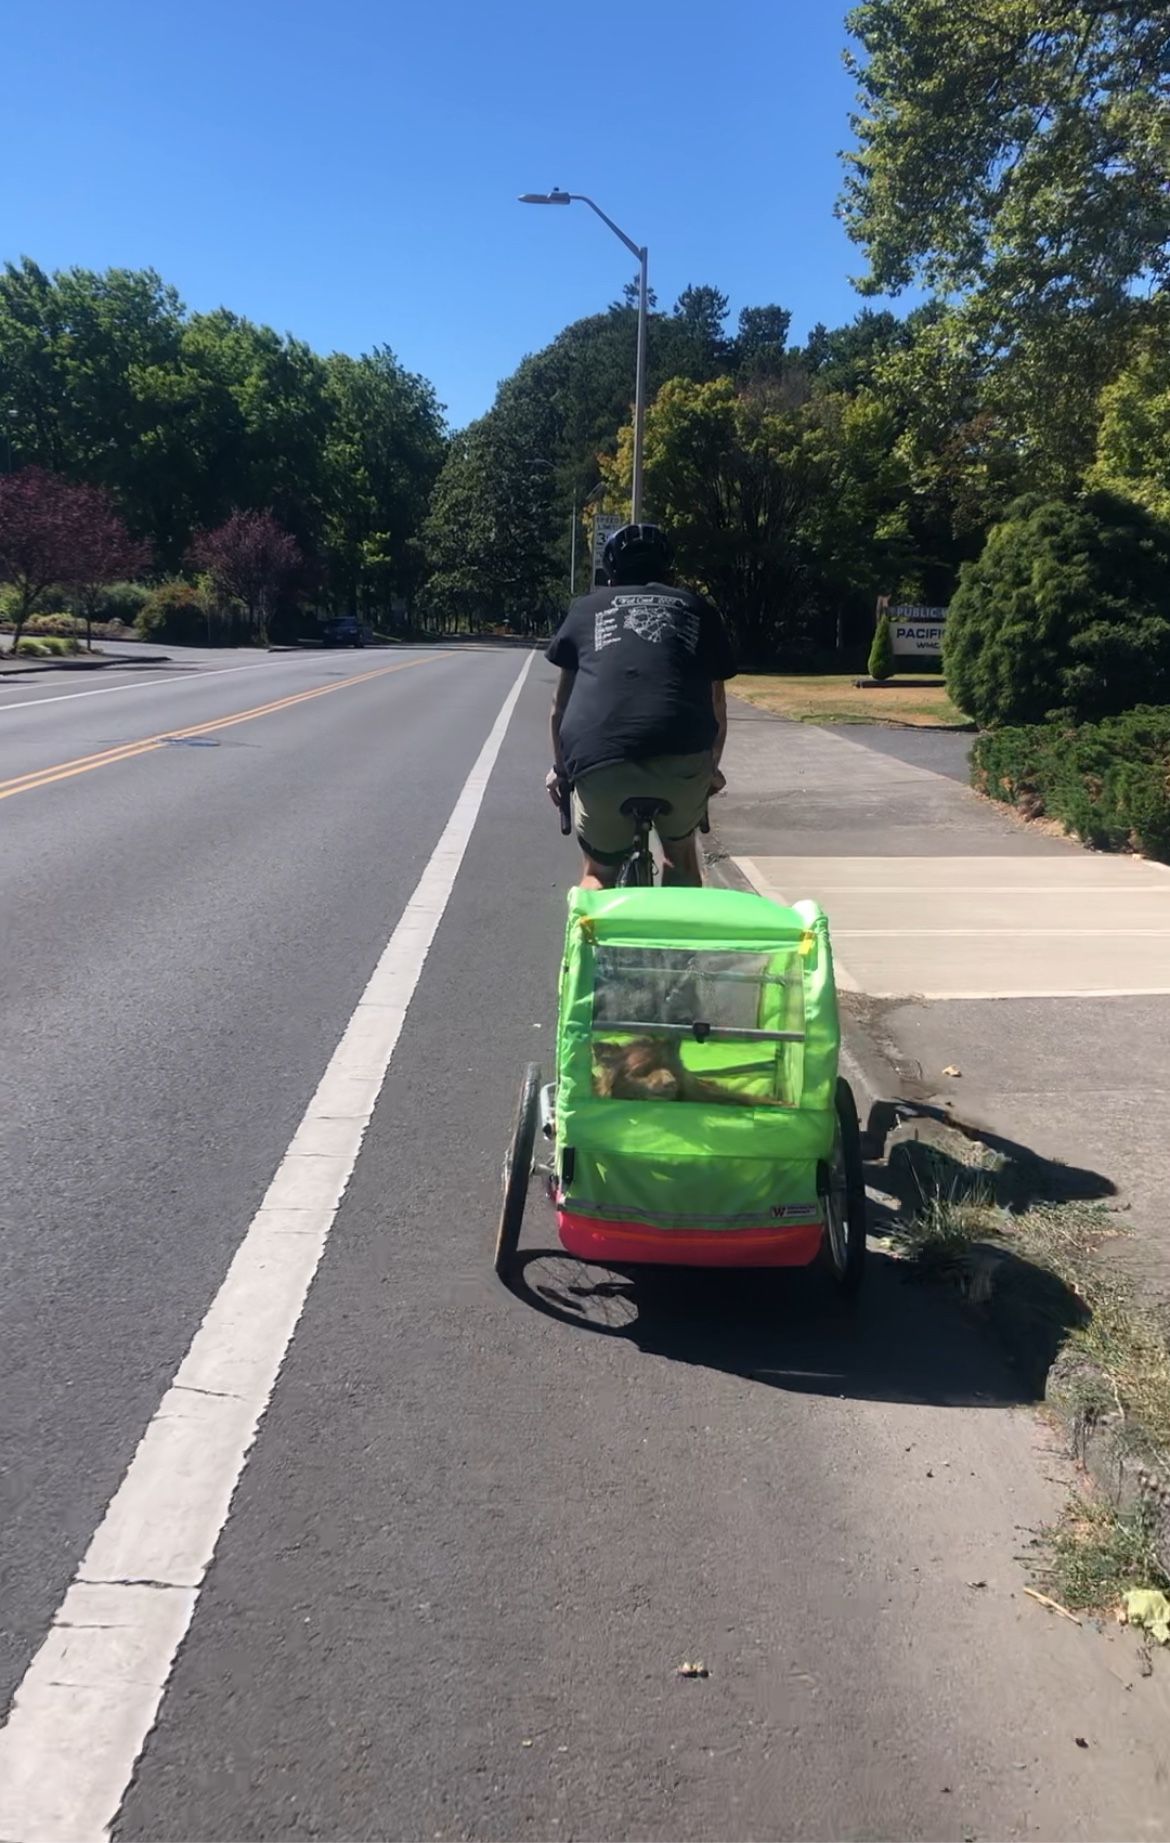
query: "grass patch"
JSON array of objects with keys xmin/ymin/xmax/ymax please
[
  {"xmin": 891, "ymin": 1165, "xmax": 1170, "ymax": 1610},
  {"xmin": 735, "ymin": 673, "xmax": 971, "ymax": 728},
  {"xmin": 893, "ymin": 1184, "xmax": 1170, "ymax": 1453},
  {"xmin": 1031, "ymin": 1500, "xmax": 1168, "ymax": 1610}
]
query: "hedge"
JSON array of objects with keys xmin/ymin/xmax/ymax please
[{"xmin": 973, "ymin": 706, "xmax": 1170, "ymax": 862}]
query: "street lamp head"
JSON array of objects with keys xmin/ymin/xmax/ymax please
[{"xmin": 518, "ymin": 189, "xmax": 572, "ymax": 205}]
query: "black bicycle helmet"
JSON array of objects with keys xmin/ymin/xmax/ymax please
[{"xmin": 602, "ymin": 522, "xmax": 673, "ymax": 582}]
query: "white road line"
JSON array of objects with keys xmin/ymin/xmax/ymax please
[
  {"xmin": 0, "ymin": 658, "xmax": 323, "ymax": 713},
  {"xmin": 0, "ymin": 651, "xmax": 533, "ymax": 1843}
]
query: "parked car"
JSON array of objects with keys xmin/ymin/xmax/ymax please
[{"xmin": 319, "ymin": 615, "xmax": 370, "ymax": 648}]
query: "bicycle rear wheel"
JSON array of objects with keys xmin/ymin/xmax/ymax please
[{"xmin": 495, "ymin": 1063, "xmax": 540, "ymax": 1281}]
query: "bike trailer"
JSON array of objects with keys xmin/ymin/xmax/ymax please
[{"xmin": 553, "ymin": 884, "xmax": 842, "ymax": 1267}]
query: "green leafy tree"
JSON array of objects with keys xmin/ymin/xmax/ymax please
[
  {"xmin": 841, "ymin": 3, "xmax": 1170, "ymax": 480},
  {"xmin": 842, "ymin": 2, "xmax": 1170, "ymax": 317},
  {"xmin": 868, "ymin": 612, "xmax": 894, "ymax": 680},
  {"xmin": 1089, "ymin": 323, "xmax": 1170, "ymax": 522},
  {"xmin": 672, "ymin": 284, "xmax": 731, "ymax": 362},
  {"xmin": 321, "ymin": 347, "xmax": 446, "ymax": 619},
  {"xmin": 0, "ymin": 259, "xmax": 184, "ymax": 484},
  {"xmin": 421, "ymin": 417, "xmax": 560, "ymax": 633},
  {"xmin": 601, "ymin": 376, "xmax": 832, "ymax": 665},
  {"xmin": 733, "ymin": 305, "xmax": 791, "ymax": 380},
  {"xmin": 944, "ymin": 491, "xmax": 1170, "ymax": 725}
]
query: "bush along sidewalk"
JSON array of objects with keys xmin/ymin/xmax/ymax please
[
  {"xmin": 973, "ymin": 705, "xmax": 1170, "ymax": 863},
  {"xmin": 877, "ymin": 1116, "xmax": 1170, "ymax": 1619}
]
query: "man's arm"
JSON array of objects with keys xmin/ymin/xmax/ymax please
[
  {"xmin": 711, "ymin": 681, "xmax": 727, "ymax": 768},
  {"xmin": 709, "ymin": 682, "xmax": 728, "ymax": 793},
  {"xmin": 548, "ymin": 668, "xmax": 574, "ymax": 799}
]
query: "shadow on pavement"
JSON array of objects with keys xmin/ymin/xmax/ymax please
[
  {"xmin": 863, "ymin": 1098, "xmax": 1117, "ymax": 1209},
  {"xmin": 507, "ymin": 1105, "xmax": 1115, "ymax": 1411},
  {"xmin": 510, "ymin": 1244, "xmax": 1031, "ymax": 1409}
]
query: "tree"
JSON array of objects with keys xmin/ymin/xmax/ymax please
[
  {"xmin": 868, "ymin": 612, "xmax": 894, "ymax": 680},
  {"xmin": 840, "ymin": 3, "xmax": 1169, "ymax": 477},
  {"xmin": 672, "ymin": 285, "xmax": 731, "ymax": 369},
  {"xmin": 842, "ymin": 3, "xmax": 1170, "ymax": 316},
  {"xmin": 1089, "ymin": 323, "xmax": 1170, "ymax": 522},
  {"xmin": 420, "ymin": 417, "xmax": 560, "ymax": 633},
  {"xmin": 733, "ymin": 305, "xmax": 791, "ymax": 378},
  {"xmin": 67, "ymin": 486, "xmax": 151, "ymax": 649},
  {"xmin": 189, "ymin": 509, "xmax": 301, "ymax": 643},
  {"xmin": 944, "ymin": 492, "xmax": 1170, "ymax": 725},
  {"xmin": 321, "ymin": 347, "xmax": 446, "ymax": 620},
  {"xmin": 0, "ymin": 467, "xmax": 113, "ymax": 653},
  {"xmin": 615, "ymin": 276, "xmax": 659, "ymax": 311},
  {"xmin": 601, "ymin": 377, "xmax": 831, "ymax": 665}
]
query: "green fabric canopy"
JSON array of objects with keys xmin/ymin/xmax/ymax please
[{"xmin": 556, "ymin": 886, "xmax": 841, "ymax": 1233}]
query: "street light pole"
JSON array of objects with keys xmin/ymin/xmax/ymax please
[
  {"xmin": 633, "ymin": 247, "xmax": 648, "ymax": 525},
  {"xmin": 519, "ymin": 190, "xmax": 649, "ymax": 523},
  {"xmin": 570, "ymin": 481, "xmax": 607, "ymax": 596}
]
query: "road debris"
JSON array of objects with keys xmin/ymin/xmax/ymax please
[
  {"xmin": 942, "ymin": 1065, "xmax": 962, "ymax": 1078},
  {"xmin": 1024, "ymin": 1587, "xmax": 1082, "ymax": 1626},
  {"xmin": 676, "ymin": 1660, "xmax": 709, "ymax": 1679},
  {"xmin": 1118, "ymin": 1589, "xmax": 1170, "ymax": 1644}
]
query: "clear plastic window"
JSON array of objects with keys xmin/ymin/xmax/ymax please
[{"xmin": 590, "ymin": 947, "xmax": 804, "ymax": 1107}]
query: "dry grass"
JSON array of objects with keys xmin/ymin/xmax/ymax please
[
  {"xmin": 1032, "ymin": 1499, "xmax": 1168, "ymax": 1610},
  {"xmin": 896, "ymin": 1189, "xmax": 1170, "ymax": 1455},
  {"xmin": 735, "ymin": 673, "xmax": 971, "ymax": 728},
  {"xmin": 895, "ymin": 1180, "xmax": 1170, "ymax": 1609}
]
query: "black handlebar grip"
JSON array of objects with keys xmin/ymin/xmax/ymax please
[
  {"xmin": 559, "ymin": 792, "xmax": 572, "ymax": 836},
  {"xmin": 699, "ymin": 809, "xmax": 710, "ymax": 835}
]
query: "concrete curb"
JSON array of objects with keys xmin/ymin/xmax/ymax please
[
  {"xmin": 711, "ymin": 827, "xmax": 1170, "ymax": 1573},
  {"xmin": 0, "ymin": 653, "xmax": 171, "ymax": 678}
]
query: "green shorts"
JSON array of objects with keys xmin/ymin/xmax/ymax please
[{"xmin": 572, "ymin": 753, "xmax": 713, "ymax": 863}]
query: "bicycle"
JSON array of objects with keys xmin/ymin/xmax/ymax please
[{"xmin": 556, "ymin": 786, "xmax": 709, "ymax": 887}]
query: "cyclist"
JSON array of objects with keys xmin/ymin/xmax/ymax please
[{"xmin": 545, "ymin": 522, "xmax": 736, "ymax": 888}]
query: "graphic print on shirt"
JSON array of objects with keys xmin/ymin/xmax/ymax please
[{"xmin": 593, "ymin": 594, "xmax": 701, "ymax": 655}]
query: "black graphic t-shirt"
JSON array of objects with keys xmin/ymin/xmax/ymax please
[{"xmin": 546, "ymin": 582, "xmax": 737, "ymax": 781}]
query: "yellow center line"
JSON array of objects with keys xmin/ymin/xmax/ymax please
[{"xmin": 0, "ymin": 655, "xmax": 448, "ymax": 802}]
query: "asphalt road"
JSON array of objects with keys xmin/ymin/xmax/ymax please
[{"xmin": 1, "ymin": 648, "xmax": 1167, "ymax": 1842}]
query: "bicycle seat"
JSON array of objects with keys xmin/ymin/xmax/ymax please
[{"xmin": 619, "ymin": 796, "xmax": 673, "ymax": 821}]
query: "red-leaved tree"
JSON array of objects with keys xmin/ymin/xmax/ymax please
[
  {"xmin": 0, "ymin": 467, "xmax": 126, "ymax": 655},
  {"xmin": 68, "ymin": 487, "xmax": 153, "ymax": 651},
  {"xmin": 189, "ymin": 509, "xmax": 302, "ymax": 644}
]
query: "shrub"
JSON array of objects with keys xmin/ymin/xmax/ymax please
[
  {"xmin": 973, "ymin": 706, "xmax": 1170, "ymax": 862},
  {"xmin": 26, "ymin": 611, "xmax": 84, "ymax": 637},
  {"xmin": 945, "ymin": 492, "xmax": 1170, "ymax": 726},
  {"xmin": 16, "ymin": 636, "xmax": 51, "ymax": 656},
  {"xmin": 136, "ymin": 579, "xmax": 208, "ymax": 645},
  {"xmin": 868, "ymin": 613, "xmax": 894, "ymax": 681},
  {"xmin": 85, "ymin": 579, "xmax": 151, "ymax": 625}
]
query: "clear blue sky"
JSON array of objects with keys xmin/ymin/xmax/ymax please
[{"xmin": 7, "ymin": 0, "xmax": 907, "ymax": 429}]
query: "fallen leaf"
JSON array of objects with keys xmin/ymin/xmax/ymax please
[
  {"xmin": 967, "ymin": 1580, "xmax": 988, "ymax": 1590},
  {"xmin": 943, "ymin": 1065, "xmax": 962, "ymax": 1078},
  {"xmin": 1075, "ymin": 1737, "xmax": 1089, "ymax": 1749}
]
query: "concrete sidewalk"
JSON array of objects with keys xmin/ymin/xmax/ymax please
[{"xmin": 716, "ymin": 697, "xmax": 1170, "ymax": 1284}]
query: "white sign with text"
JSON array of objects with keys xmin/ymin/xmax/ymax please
[
  {"xmin": 592, "ymin": 513, "xmax": 623, "ymax": 576},
  {"xmin": 889, "ymin": 605, "xmax": 948, "ymax": 656}
]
